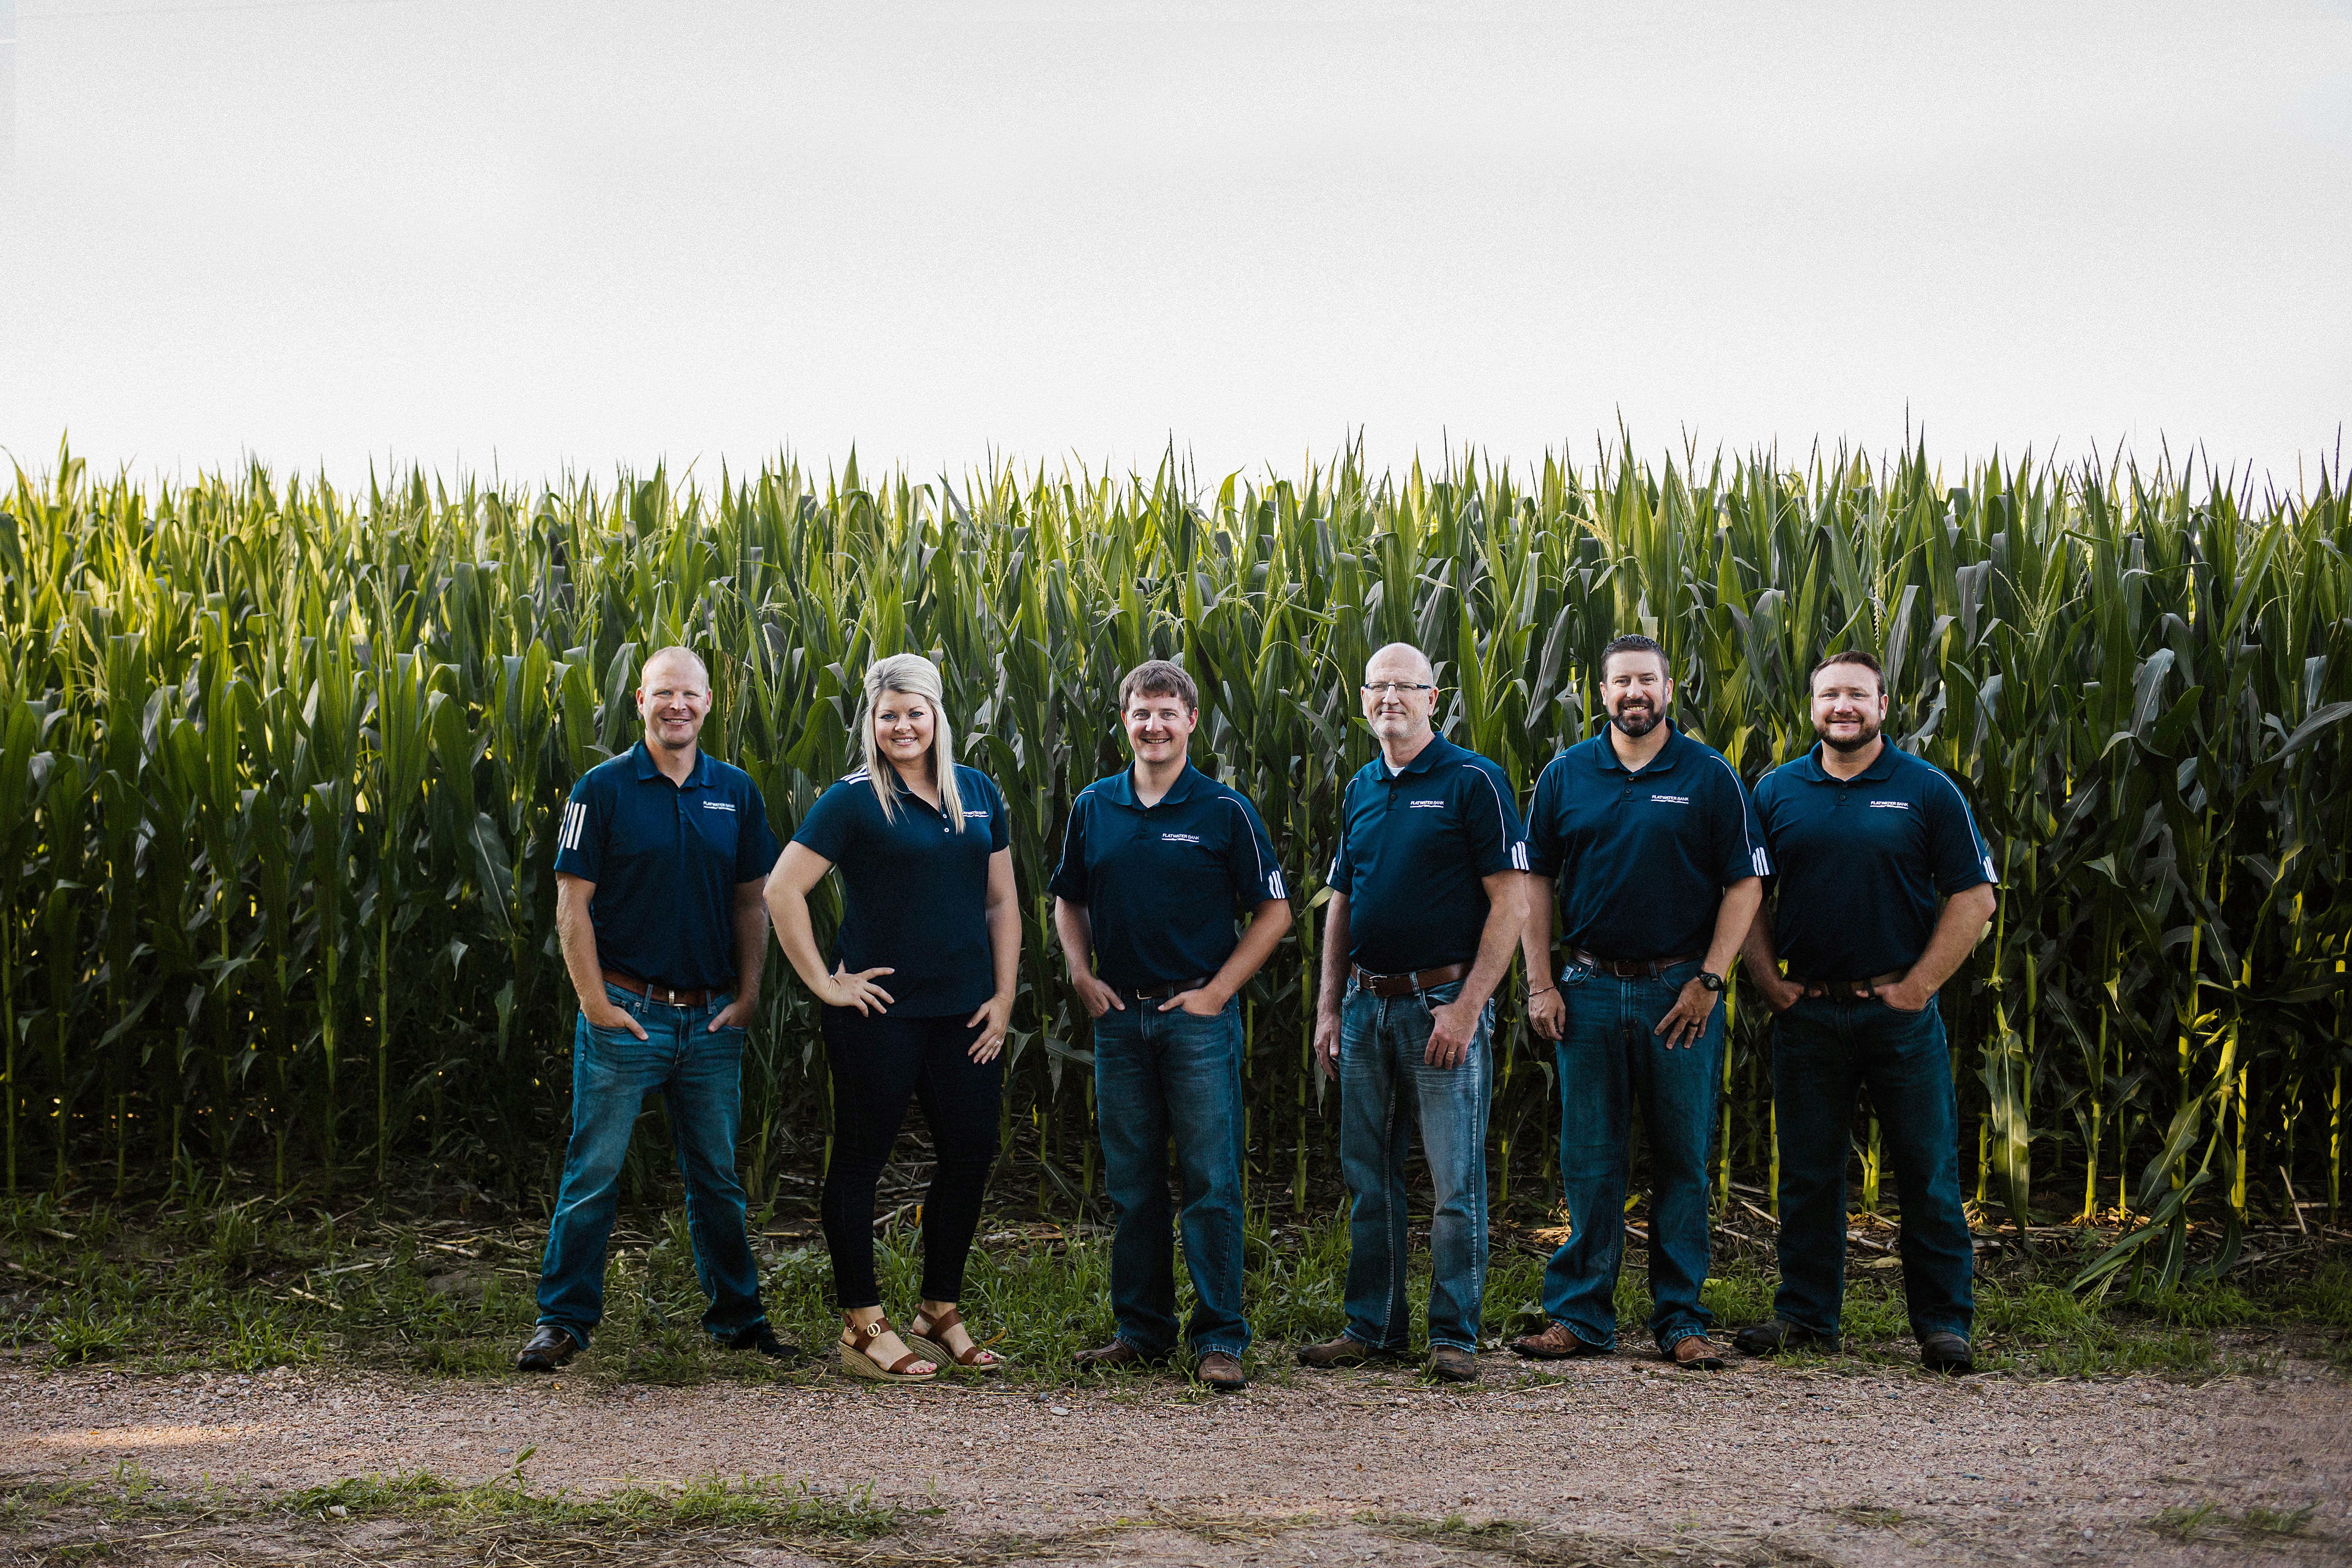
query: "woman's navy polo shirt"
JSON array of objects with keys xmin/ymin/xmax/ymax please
[
  {"xmin": 1048, "ymin": 762, "xmax": 1288, "ymax": 991},
  {"xmin": 1524, "ymin": 722, "xmax": 1770, "ymax": 963},
  {"xmin": 791, "ymin": 763, "xmax": 1010, "ymax": 1017},
  {"xmin": 1326, "ymin": 732, "xmax": 1529, "ymax": 975},
  {"xmin": 551, "ymin": 741, "xmax": 783, "ymax": 992},
  {"xmin": 1752, "ymin": 741, "xmax": 1997, "ymax": 982}
]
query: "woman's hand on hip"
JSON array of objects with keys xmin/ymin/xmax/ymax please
[
  {"xmin": 966, "ymin": 992, "xmax": 1014, "ymax": 1062},
  {"xmin": 819, "ymin": 964, "xmax": 895, "ymax": 1015}
]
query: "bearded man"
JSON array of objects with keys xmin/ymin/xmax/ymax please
[
  {"xmin": 1732, "ymin": 649, "xmax": 1997, "ymax": 1373},
  {"xmin": 1511, "ymin": 633, "xmax": 1766, "ymax": 1369}
]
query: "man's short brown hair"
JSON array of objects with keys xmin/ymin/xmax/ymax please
[
  {"xmin": 1118, "ymin": 659, "xmax": 1199, "ymax": 713},
  {"xmin": 1810, "ymin": 649, "xmax": 1884, "ymax": 693}
]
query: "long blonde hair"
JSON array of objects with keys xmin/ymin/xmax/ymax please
[{"xmin": 856, "ymin": 653, "xmax": 968, "ymax": 828}]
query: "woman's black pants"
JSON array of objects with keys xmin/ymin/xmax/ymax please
[{"xmin": 818, "ymin": 1006, "xmax": 1004, "ymax": 1309}]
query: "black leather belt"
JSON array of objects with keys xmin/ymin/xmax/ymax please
[
  {"xmin": 1351, "ymin": 962, "xmax": 1471, "ymax": 998},
  {"xmin": 1127, "ymin": 974, "xmax": 1214, "ymax": 1000},
  {"xmin": 1569, "ymin": 949, "xmax": 1701, "ymax": 979},
  {"xmin": 1794, "ymin": 970, "xmax": 1908, "ymax": 1000}
]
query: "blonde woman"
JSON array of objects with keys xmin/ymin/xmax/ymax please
[{"xmin": 765, "ymin": 654, "xmax": 1018, "ymax": 1381}]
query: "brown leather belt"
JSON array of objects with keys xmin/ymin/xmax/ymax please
[
  {"xmin": 1569, "ymin": 949, "xmax": 1702, "ymax": 979},
  {"xmin": 1351, "ymin": 961, "xmax": 1471, "ymax": 998},
  {"xmin": 1128, "ymin": 974, "xmax": 1214, "ymax": 1000},
  {"xmin": 602, "ymin": 969, "xmax": 716, "ymax": 1007},
  {"xmin": 1797, "ymin": 970, "xmax": 1908, "ymax": 1000}
]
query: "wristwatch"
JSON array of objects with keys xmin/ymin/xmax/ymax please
[{"xmin": 1697, "ymin": 970, "xmax": 1726, "ymax": 993}]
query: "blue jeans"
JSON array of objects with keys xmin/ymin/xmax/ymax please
[
  {"xmin": 1338, "ymin": 979, "xmax": 1493, "ymax": 1354},
  {"xmin": 1543, "ymin": 959, "xmax": 1722, "ymax": 1352},
  {"xmin": 536, "ymin": 984, "xmax": 767, "ymax": 1346},
  {"xmin": 1093, "ymin": 994, "xmax": 1249, "ymax": 1359},
  {"xmin": 1771, "ymin": 993, "xmax": 1973, "ymax": 1342}
]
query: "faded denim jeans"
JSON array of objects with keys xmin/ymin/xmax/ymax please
[
  {"xmin": 1337, "ymin": 979, "xmax": 1494, "ymax": 1354},
  {"xmin": 535, "ymin": 983, "xmax": 767, "ymax": 1346},
  {"xmin": 1541, "ymin": 959, "xmax": 1723, "ymax": 1353},
  {"xmin": 1093, "ymin": 994, "xmax": 1249, "ymax": 1359}
]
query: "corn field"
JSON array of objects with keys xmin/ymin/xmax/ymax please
[{"xmin": 2, "ymin": 439, "xmax": 2346, "ymax": 1289}]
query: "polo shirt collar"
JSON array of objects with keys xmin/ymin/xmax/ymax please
[
  {"xmin": 630, "ymin": 740, "xmax": 713, "ymax": 789},
  {"xmin": 1801, "ymin": 739, "xmax": 1901, "ymax": 783},
  {"xmin": 1589, "ymin": 719, "xmax": 1685, "ymax": 775},
  {"xmin": 1103, "ymin": 760, "xmax": 1208, "ymax": 808},
  {"xmin": 1388, "ymin": 731, "xmax": 1458, "ymax": 778}
]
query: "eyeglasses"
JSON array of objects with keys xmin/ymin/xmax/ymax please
[{"xmin": 1360, "ymin": 681, "xmax": 1434, "ymax": 696}]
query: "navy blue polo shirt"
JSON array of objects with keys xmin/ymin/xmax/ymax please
[
  {"xmin": 1048, "ymin": 762, "xmax": 1287, "ymax": 991},
  {"xmin": 1525, "ymin": 722, "xmax": 1770, "ymax": 963},
  {"xmin": 553, "ymin": 742, "xmax": 782, "ymax": 992},
  {"xmin": 1753, "ymin": 741, "xmax": 1997, "ymax": 981},
  {"xmin": 1327, "ymin": 732, "xmax": 1528, "ymax": 975},
  {"xmin": 791, "ymin": 764, "xmax": 1010, "ymax": 1017}
]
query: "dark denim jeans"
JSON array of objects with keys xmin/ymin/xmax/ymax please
[
  {"xmin": 536, "ymin": 983, "xmax": 766, "ymax": 1346},
  {"xmin": 1542, "ymin": 958, "xmax": 1722, "ymax": 1353},
  {"xmin": 1093, "ymin": 994, "xmax": 1249, "ymax": 1359},
  {"xmin": 1771, "ymin": 992, "xmax": 1973, "ymax": 1342},
  {"xmin": 1337, "ymin": 979, "xmax": 1493, "ymax": 1354}
]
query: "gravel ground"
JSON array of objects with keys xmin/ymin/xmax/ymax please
[{"xmin": 2, "ymin": 1353, "xmax": 2345, "ymax": 1566}]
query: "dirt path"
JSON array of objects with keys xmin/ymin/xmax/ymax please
[{"xmin": 2, "ymin": 1354, "xmax": 2344, "ymax": 1566}]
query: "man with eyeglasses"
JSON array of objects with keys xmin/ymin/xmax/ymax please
[
  {"xmin": 1511, "ymin": 633, "xmax": 1765, "ymax": 1370},
  {"xmin": 1300, "ymin": 642, "xmax": 1529, "ymax": 1384}
]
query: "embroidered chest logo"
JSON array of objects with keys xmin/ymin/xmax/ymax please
[
  {"xmin": 1407, "ymin": 799, "xmax": 1445, "ymax": 809},
  {"xmin": 1867, "ymin": 800, "xmax": 1910, "ymax": 811},
  {"xmin": 963, "ymin": 809, "xmax": 991, "ymax": 819},
  {"xmin": 701, "ymin": 800, "xmax": 736, "ymax": 812},
  {"xmin": 1649, "ymin": 794, "xmax": 1690, "ymax": 806},
  {"xmin": 1160, "ymin": 832, "xmax": 1202, "ymax": 844}
]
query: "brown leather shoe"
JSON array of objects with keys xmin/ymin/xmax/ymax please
[
  {"xmin": 1428, "ymin": 1345, "xmax": 1479, "ymax": 1383},
  {"xmin": 1671, "ymin": 1335, "xmax": 1726, "ymax": 1370},
  {"xmin": 1072, "ymin": 1337, "xmax": 1161, "ymax": 1369},
  {"xmin": 1197, "ymin": 1351, "xmax": 1248, "ymax": 1393},
  {"xmin": 1508, "ymin": 1321, "xmax": 1611, "ymax": 1360},
  {"xmin": 516, "ymin": 1325, "xmax": 579, "ymax": 1372},
  {"xmin": 1296, "ymin": 1334, "xmax": 1406, "ymax": 1369}
]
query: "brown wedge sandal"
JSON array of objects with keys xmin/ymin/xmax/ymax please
[
  {"xmin": 837, "ymin": 1316, "xmax": 937, "ymax": 1382},
  {"xmin": 907, "ymin": 1306, "xmax": 1004, "ymax": 1374}
]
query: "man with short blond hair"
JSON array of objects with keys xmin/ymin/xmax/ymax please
[
  {"xmin": 518, "ymin": 645, "xmax": 794, "ymax": 1372},
  {"xmin": 1053, "ymin": 659, "xmax": 1289, "ymax": 1392}
]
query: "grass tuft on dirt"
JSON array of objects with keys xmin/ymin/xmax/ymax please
[{"xmin": 3, "ymin": 1190, "xmax": 2345, "ymax": 1387}]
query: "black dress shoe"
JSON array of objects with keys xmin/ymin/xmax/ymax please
[
  {"xmin": 517, "ymin": 1325, "xmax": 580, "ymax": 1372},
  {"xmin": 1731, "ymin": 1319, "xmax": 1839, "ymax": 1357},
  {"xmin": 728, "ymin": 1324, "xmax": 803, "ymax": 1362},
  {"xmin": 1919, "ymin": 1332, "xmax": 1974, "ymax": 1374}
]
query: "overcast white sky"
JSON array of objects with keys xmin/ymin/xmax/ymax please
[{"xmin": 2, "ymin": 1, "xmax": 2347, "ymax": 492}]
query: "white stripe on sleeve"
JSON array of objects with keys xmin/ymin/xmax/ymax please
[
  {"xmin": 1706, "ymin": 753, "xmax": 1766, "ymax": 875},
  {"xmin": 1925, "ymin": 765, "xmax": 2000, "ymax": 886}
]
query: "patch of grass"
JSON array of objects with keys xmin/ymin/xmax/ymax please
[
  {"xmin": 2243, "ymin": 1502, "xmax": 2318, "ymax": 1537},
  {"xmin": 2147, "ymin": 1500, "xmax": 2322, "ymax": 1547},
  {"xmin": 282, "ymin": 1464, "xmax": 906, "ymax": 1538},
  {"xmin": 6, "ymin": 1193, "xmax": 2346, "ymax": 1389}
]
